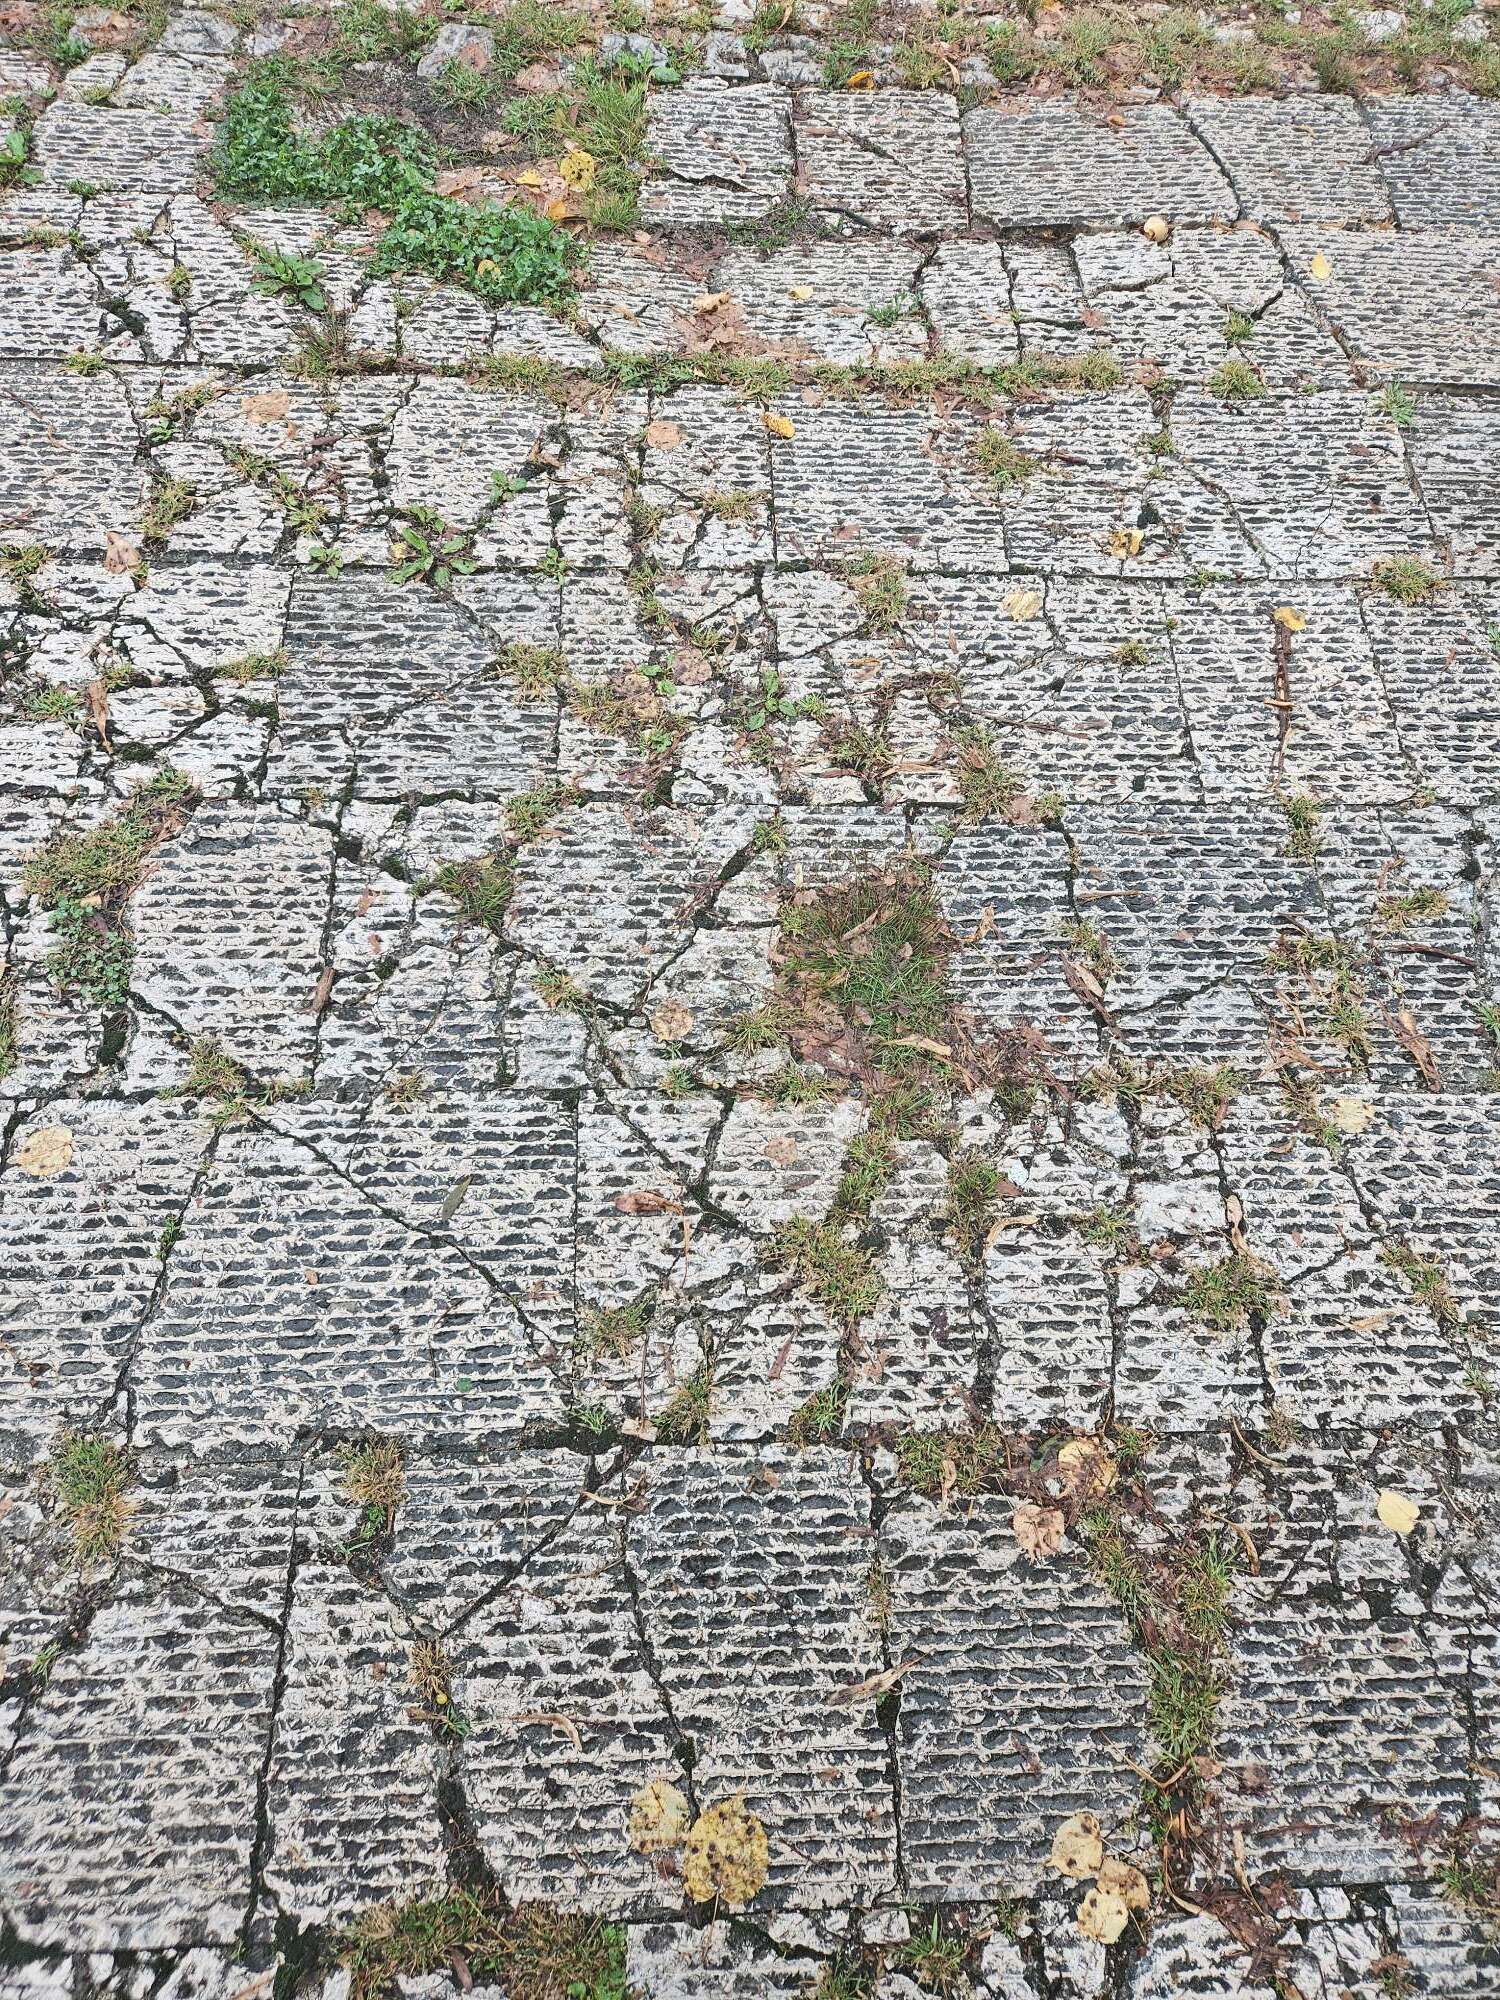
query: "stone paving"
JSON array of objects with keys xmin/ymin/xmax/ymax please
[{"xmin": 2, "ymin": 5, "xmax": 1500, "ymax": 1998}]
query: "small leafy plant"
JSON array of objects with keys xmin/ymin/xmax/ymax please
[
  {"xmin": 251, "ymin": 244, "xmax": 328, "ymax": 311},
  {"xmin": 390, "ymin": 507, "xmax": 476, "ymax": 588}
]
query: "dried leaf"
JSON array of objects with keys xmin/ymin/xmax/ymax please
[
  {"xmin": 692, "ymin": 290, "xmax": 731, "ymax": 314},
  {"xmin": 240, "ymin": 389, "xmax": 290, "ymax": 424},
  {"xmin": 1389, "ymin": 1005, "xmax": 1442, "ymax": 1090},
  {"xmin": 15, "ymin": 1126, "xmax": 73, "ymax": 1177},
  {"xmin": 1049, "ymin": 1810, "xmax": 1104, "ymax": 1880},
  {"xmin": 1002, "ymin": 587, "xmax": 1043, "ymax": 621},
  {"xmin": 614, "ymin": 1189, "xmax": 683, "ymax": 1215},
  {"xmin": 1097, "ymin": 1854, "xmax": 1150, "ymax": 1910},
  {"xmin": 1328, "ymin": 1094, "xmax": 1374, "ymax": 1135},
  {"xmin": 434, "ymin": 166, "xmax": 486, "ymax": 198},
  {"xmin": 845, "ymin": 69, "xmax": 875, "ymax": 89},
  {"xmin": 1141, "ymin": 214, "xmax": 1171, "ymax": 244},
  {"xmin": 763, "ymin": 412, "xmax": 796, "ymax": 440},
  {"xmin": 103, "ymin": 530, "xmax": 139, "ymax": 573},
  {"xmin": 1272, "ymin": 605, "xmax": 1307, "ymax": 632},
  {"xmin": 1309, "ymin": 251, "xmax": 1333, "ymax": 281},
  {"xmin": 826, "ymin": 1653, "xmax": 926, "ymax": 1707},
  {"xmin": 1377, "ymin": 1488, "xmax": 1420, "ymax": 1535},
  {"xmin": 514, "ymin": 1710, "xmax": 584, "ymax": 1751},
  {"xmin": 681, "ymin": 1796, "xmax": 770, "ymax": 1906},
  {"xmin": 1057, "ymin": 1437, "xmax": 1118, "ymax": 1497},
  {"xmin": 763, "ymin": 1134, "xmax": 799, "ymax": 1167},
  {"xmin": 1109, "ymin": 526, "xmax": 1145, "ymax": 560},
  {"xmin": 644, "ymin": 419, "xmax": 683, "ymax": 451},
  {"xmin": 1077, "ymin": 1885, "xmax": 1130, "ymax": 1944},
  {"xmin": 628, "ymin": 1777, "xmax": 692, "ymax": 1853},
  {"xmin": 650, "ymin": 997, "xmax": 694, "ymax": 1040},
  {"xmin": 1012, "ymin": 1502, "xmax": 1066, "ymax": 1562},
  {"xmin": 787, "ymin": 284, "xmax": 815, "ymax": 301}
]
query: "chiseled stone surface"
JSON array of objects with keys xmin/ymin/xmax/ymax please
[{"xmin": 3, "ymin": 10, "xmax": 1499, "ymax": 2000}]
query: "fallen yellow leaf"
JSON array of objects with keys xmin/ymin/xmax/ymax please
[
  {"xmin": 1377, "ymin": 1489, "xmax": 1420, "ymax": 1535},
  {"xmin": 1058, "ymin": 1437, "xmax": 1118, "ymax": 1496},
  {"xmin": 1098, "ymin": 1855, "xmax": 1150, "ymax": 1910},
  {"xmin": 1328, "ymin": 1094, "xmax": 1374, "ymax": 1135},
  {"xmin": 517, "ymin": 169, "xmax": 545, "ymax": 189},
  {"xmin": 787, "ymin": 284, "xmax": 815, "ymax": 301},
  {"xmin": 681, "ymin": 1796, "xmax": 769, "ymax": 1906},
  {"xmin": 16, "ymin": 1126, "xmax": 73, "ymax": 1177},
  {"xmin": 559, "ymin": 146, "xmax": 595, "ymax": 192},
  {"xmin": 1110, "ymin": 526, "xmax": 1145, "ymax": 559},
  {"xmin": 1309, "ymin": 251, "xmax": 1333, "ymax": 281},
  {"xmin": 1273, "ymin": 606, "xmax": 1307, "ymax": 632},
  {"xmin": 1141, "ymin": 214, "xmax": 1170, "ymax": 244},
  {"xmin": 628, "ymin": 1777, "xmax": 691, "ymax": 1853},
  {"xmin": 846, "ymin": 69, "xmax": 875, "ymax": 89},
  {"xmin": 1003, "ymin": 586, "xmax": 1043, "ymax": 620},
  {"xmin": 1049, "ymin": 1810, "xmax": 1103, "ymax": 1880},
  {"xmin": 763, "ymin": 412, "xmax": 796, "ymax": 439},
  {"xmin": 1078, "ymin": 1885, "xmax": 1131, "ymax": 1944}
]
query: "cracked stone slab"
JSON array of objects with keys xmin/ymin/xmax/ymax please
[
  {"xmin": 1183, "ymin": 95, "xmax": 1392, "ymax": 223},
  {"xmin": 507, "ymin": 799, "xmax": 761, "ymax": 1010},
  {"xmin": 126, "ymin": 804, "xmax": 333, "ymax": 1089},
  {"xmin": 31, "ymin": 103, "xmax": 208, "ymax": 192},
  {"xmin": 133, "ymin": 1106, "xmax": 565, "ymax": 1452},
  {"xmin": 1287, "ymin": 226, "xmax": 1500, "ymax": 388},
  {"xmin": 712, "ymin": 241, "xmax": 928, "ymax": 364},
  {"xmin": 0, "ymin": 1098, "xmax": 210, "ymax": 1470},
  {"xmin": 630, "ymin": 1447, "xmax": 899, "ymax": 1909},
  {"xmin": 0, "ymin": 362, "xmax": 142, "ymax": 554},
  {"xmin": 641, "ymin": 82, "xmax": 793, "ymax": 225},
  {"xmin": 964, "ymin": 99, "xmax": 1236, "ymax": 229},
  {"xmin": 796, "ymin": 89, "xmax": 967, "ymax": 237},
  {"xmin": 882, "ymin": 1490, "xmax": 1150, "ymax": 1901},
  {"xmin": 1362, "ymin": 92, "xmax": 1500, "ymax": 229},
  {"xmin": 0, "ymin": 1580, "xmax": 277, "ymax": 1950}
]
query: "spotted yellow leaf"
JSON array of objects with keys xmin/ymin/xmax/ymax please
[
  {"xmin": 1273, "ymin": 606, "xmax": 1307, "ymax": 632},
  {"xmin": 559, "ymin": 146, "xmax": 596, "ymax": 191},
  {"xmin": 846, "ymin": 69, "xmax": 875, "ymax": 89},
  {"xmin": 1078, "ymin": 1886, "xmax": 1130, "ymax": 1945},
  {"xmin": 1049, "ymin": 1810, "xmax": 1103, "ymax": 1880},
  {"xmin": 681, "ymin": 1796, "xmax": 769, "ymax": 1906},
  {"xmin": 517, "ymin": 169, "xmax": 545, "ymax": 189},
  {"xmin": 763, "ymin": 412, "xmax": 796, "ymax": 439},
  {"xmin": 787, "ymin": 284, "xmax": 815, "ymax": 301}
]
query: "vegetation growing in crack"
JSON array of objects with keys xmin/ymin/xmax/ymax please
[
  {"xmin": 46, "ymin": 1433, "xmax": 131, "ymax": 1566},
  {"xmin": 338, "ymin": 1889, "xmax": 626, "ymax": 2000},
  {"xmin": 23, "ymin": 770, "xmax": 196, "ymax": 1010}
]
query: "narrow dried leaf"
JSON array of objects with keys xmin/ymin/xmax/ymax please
[{"xmin": 614, "ymin": 1189, "xmax": 683, "ymax": 1215}]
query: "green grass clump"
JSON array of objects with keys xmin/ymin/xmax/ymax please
[
  {"xmin": 25, "ymin": 772, "xmax": 195, "ymax": 1007},
  {"xmin": 48, "ymin": 1433, "xmax": 131, "ymax": 1565},
  {"xmin": 778, "ymin": 870, "xmax": 952, "ymax": 1082},
  {"xmin": 894, "ymin": 1425, "xmax": 1009, "ymax": 1499},
  {"xmin": 1372, "ymin": 554, "xmax": 1443, "ymax": 604},
  {"xmin": 434, "ymin": 856, "xmax": 513, "ymax": 932},
  {"xmin": 770, "ymin": 1217, "xmax": 883, "ymax": 1326},
  {"xmin": 655, "ymin": 1366, "xmax": 712, "ymax": 1444},
  {"xmin": 1181, "ymin": 1253, "xmax": 1281, "ymax": 1332}
]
